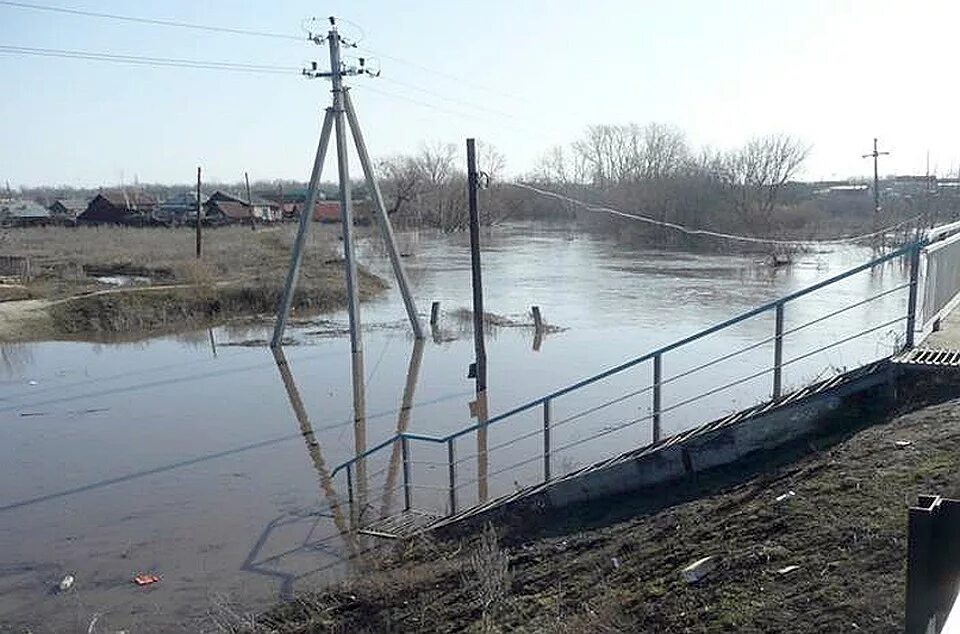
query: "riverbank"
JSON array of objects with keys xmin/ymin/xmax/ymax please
[
  {"xmin": 0, "ymin": 225, "xmax": 386, "ymax": 341},
  {"xmin": 243, "ymin": 383, "xmax": 960, "ymax": 633}
]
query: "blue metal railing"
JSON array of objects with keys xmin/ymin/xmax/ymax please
[{"xmin": 335, "ymin": 239, "xmax": 926, "ymax": 517}]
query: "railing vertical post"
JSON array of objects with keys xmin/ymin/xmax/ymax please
[
  {"xmin": 345, "ymin": 464, "xmax": 354, "ymax": 506},
  {"xmin": 542, "ymin": 398, "xmax": 551, "ymax": 482},
  {"xmin": 773, "ymin": 302, "xmax": 784, "ymax": 398},
  {"xmin": 906, "ymin": 243, "xmax": 922, "ymax": 350},
  {"xmin": 652, "ymin": 354, "xmax": 662, "ymax": 442},
  {"xmin": 401, "ymin": 435, "xmax": 412, "ymax": 512},
  {"xmin": 447, "ymin": 438, "xmax": 457, "ymax": 515}
]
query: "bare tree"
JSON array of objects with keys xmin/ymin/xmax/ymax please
[
  {"xmin": 377, "ymin": 154, "xmax": 423, "ymax": 217},
  {"xmin": 719, "ymin": 134, "xmax": 810, "ymax": 230}
]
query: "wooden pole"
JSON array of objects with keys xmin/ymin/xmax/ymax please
[
  {"xmin": 195, "ymin": 166, "xmax": 202, "ymax": 259},
  {"xmin": 531, "ymin": 305, "xmax": 543, "ymax": 332},
  {"xmin": 245, "ymin": 171, "xmax": 256, "ymax": 231},
  {"xmin": 430, "ymin": 301, "xmax": 441, "ymax": 326},
  {"xmin": 467, "ymin": 138, "xmax": 486, "ymax": 393}
]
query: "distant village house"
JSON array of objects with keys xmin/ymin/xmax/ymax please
[
  {"xmin": 78, "ymin": 191, "xmax": 159, "ymax": 225},
  {"xmin": 47, "ymin": 198, "xmax": 86, "ymax": 224},
  {"xmin": 0, "ymin": 199, "xmax": 51, "ymax": 226}
]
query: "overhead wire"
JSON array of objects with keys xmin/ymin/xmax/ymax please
[
  {"xmin": 0, "ymin": 0, "xmax": 524, "ymax": 102},
  {"xmin": 510, "ymin": 182, "xmax": 927, "ymax": 246},
  {"xmin": 0, "ymin": 44, "xmax": 299, "ymax": 74},
  {"xmin": 0, "ymin": 0, "xmax": 303, "ymax": 41}
]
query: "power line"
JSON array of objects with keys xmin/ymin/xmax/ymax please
[
  {"xmin": 511, "ymin": 182, "xmax": 926, "ymax": 246},
  {"xmin": 0, "ymin": 44, "xmax": 298, "ymax": 74},
  {"xmin": 351, "ymin": 83, "xmax": 559, "ymax": 146},
  {"xmin": 0, "ymin": 0, "xmax": 302, "ymax": 40},
  {"xmin": 356, "ymin": 44, "xmax": 532, "ymax": 104},
  {"xmin": 0, "ymin": 1, "xmax": 530, "ymax": 104},
  {"xmin": 379, "ymin": 75, "xmax": 521, "ymax": 120}
]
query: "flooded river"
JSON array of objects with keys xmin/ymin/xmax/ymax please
[{"xmin": 0, "ymin": 222, "xmax": 910, "ymax": 631}]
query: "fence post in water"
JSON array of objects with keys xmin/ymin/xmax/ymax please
[
  {"xmin": 773, "ymin": 302, "xmax": 785, "ymax": 398},
  {"xmin": 401, "ymin": 435, "xmax": 412, "ymax": 511},
  {"xmin": 652, "ymin": 354, "xmax": 662, "ymax": 442},
  {"xmin": 542, "ymin": 398, "xmax": 552, "ymax": 482},
  {"xmin": 430, "ymin": 301, "xmax": 441, "ymax": 326},
  {"xmin": 906, "ymin": 243, "xmax": 922, "ymax": 350},
  {"xmin": 447, "ymin": 438, "xmax": 457, "ymax": 515}
]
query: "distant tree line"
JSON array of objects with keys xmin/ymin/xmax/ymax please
[{"xmin": 14, "ymin": 121, "xmax": 958, "ymax": 250}]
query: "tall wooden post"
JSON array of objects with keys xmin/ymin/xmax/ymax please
[
  {"xmin": 467, "ymin": 138, "xmax": 486, "ymax": 393},
  {"xmin": 245, "ymin": 171, "xmax": 256, "ymax": 231},
  {"xmin": 195, "ymin": 166, "xmax": 202, "ymax": 259}
]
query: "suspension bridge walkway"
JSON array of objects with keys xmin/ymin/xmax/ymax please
[{"xmin": 330, "ymin": 220, "xmax": 960, "ymax": 538}]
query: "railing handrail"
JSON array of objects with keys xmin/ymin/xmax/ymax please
[{"xmin": 330, "ymin": 239, "xmax": 923, "ymax": 477}]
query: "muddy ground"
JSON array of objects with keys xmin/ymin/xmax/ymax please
[{"xmin": 241, "ymin": 383, "xmax": 960, "ymax": 633}]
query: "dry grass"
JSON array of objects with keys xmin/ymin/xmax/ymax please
[
  {"xmin": 0, "ymin": 225, "xmax": 387, "ymax": 339},
  {"xmin": 464, "ymin": 524, "xmax": 511, "ymax": 633},
  {"xmin": 2, "ymin": 224, "xmax": 335, "ymax": 288}
]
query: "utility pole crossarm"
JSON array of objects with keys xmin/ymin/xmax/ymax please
[{"xmin": 862, "ymin": 137, "xmax": 890, "ymax": 214}]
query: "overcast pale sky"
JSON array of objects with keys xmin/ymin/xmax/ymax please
[{"xmin": 1, "ymin": 0, "xmax": 958, "ymax": 187}]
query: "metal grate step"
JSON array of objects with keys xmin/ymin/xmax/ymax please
[
  {"xmin": 358, "ymin": 509, "xmax": 443, "ymax": 539},
  {"xmin": 894, "ymin": 347, "xmax": 960, "ymax": 367}
]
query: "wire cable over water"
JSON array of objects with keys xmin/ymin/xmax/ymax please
[{"xmin": 510, "ymin": 182, "xmax": 926, "ymax": 247}]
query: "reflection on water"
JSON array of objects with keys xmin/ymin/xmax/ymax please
[{"xmin": 0, "ymin": 222, "xmax": 913, "ymax": 630}]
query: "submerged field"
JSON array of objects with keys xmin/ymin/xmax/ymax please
[
  {"xmin": 238, "ymin": 386, "xmax": 960, "ymax": 634},
  {"xmin": 0, "ymin": 225, "xmax": 385, "ymax": 341}
]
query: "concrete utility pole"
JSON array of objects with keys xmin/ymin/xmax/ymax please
[
  {"xmin": 862, "ymin": 138, "xmax": 890, "ymax": 214},
  {"xmin": 271, "ymin": 17, "xmax": 423, "ymax": 348}
]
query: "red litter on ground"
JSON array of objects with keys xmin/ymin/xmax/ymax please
[{"xmin": 133, "ymin": 573, "xmax": 160, "ymax": 586}]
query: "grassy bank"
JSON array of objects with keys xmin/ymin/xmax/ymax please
[
  {"xmin": 233, "ymin": 386, "xmax": 960, "ymax": 633},
  {"xmin": 0, "ymin": 225, "xmax": 386, "ymax": 341}
]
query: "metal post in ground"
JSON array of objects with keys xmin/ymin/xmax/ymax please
[
  {"xmin": 652, "ymin": 353, "xmax": 662, "ymax": 442},
  {"xmin": 543, "ymin": 398, "xmax": 551, "ymax": 482},
  {"xmin": 773, "ymin": 302, "xmax": 785, "ymax": 398},
  {"xmin": 906, "ymin": 242, "xmax": 922, "ymax": 350},
  {"xmin": 343, "ymin": 89, "xmax": 424, "ymax": 340},
  {"xmin": 447, "ymin": 438, "xmax": 457, "ymax": 515}
]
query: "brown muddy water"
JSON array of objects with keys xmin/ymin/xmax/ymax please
[{"xmin": 0, "ymin": 222, "xmax": 910, "ymax": 632}]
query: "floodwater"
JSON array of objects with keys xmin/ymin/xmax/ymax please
[{"xmin": 0, "ymin": 222, "xmax": 911, "ymax": 631}]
